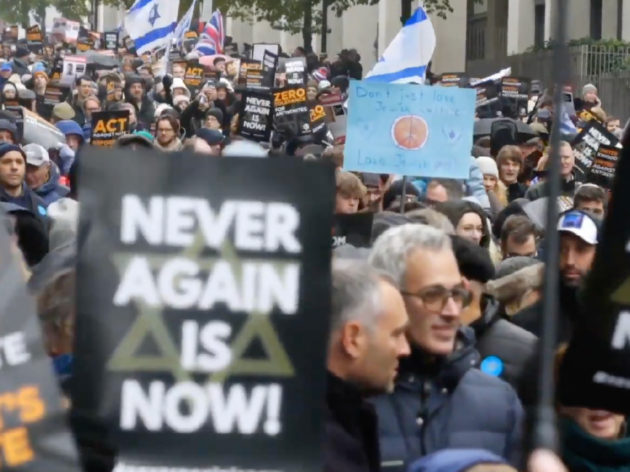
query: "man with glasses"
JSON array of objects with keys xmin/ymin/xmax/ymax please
[{"xmin": 368, "ymin": 224, "xmax": 524, "ymax": 471}]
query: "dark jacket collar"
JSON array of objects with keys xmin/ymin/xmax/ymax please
[
  {"xmin": 397, "ymin": 327, "xmax": 480, "ymax": 392},
  {"xmin": 561, "ymin": 417, "xmax": 630, "ymax": 470}
]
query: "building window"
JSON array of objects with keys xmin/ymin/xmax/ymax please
[
  {"xmin": 590, "ymin": 0, "xmax": 602, "ymax": 40},
  {"xmin": 534, "ymin": 4, "xmax": 545, "ymax": 48},
  {"xmin": 467, "ymin": 0, "xmax": 487, "ymax": 60}
]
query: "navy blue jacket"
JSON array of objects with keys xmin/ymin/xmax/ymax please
[
  {"xmin": 34, "ymin": 163, "xmax": 69, "ymax": 207},
  {"xmin": 371, "ymin": 328, "xmax": 524, "ymax": 472}
]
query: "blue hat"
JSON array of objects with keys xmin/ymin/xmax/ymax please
[
  {"xmin": 0, "ymin": 143, "xmax": 25, "ymax": 160},
  {"xmin": 195, "ymin": 128, "xmax": 224, "ymax": 146},
  {"xmin": 56, "ymin": 120, "xmax": 85, "ymax": 142},
  {"xmin": 0, "ymin": 63, "xmax": 12, "ymax": 72},
  {"xmin": 32, "ymin": 62, "xmax": 46, "ymax": 73}
]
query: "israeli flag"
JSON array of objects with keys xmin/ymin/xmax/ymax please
[
  {"xmin": 365, "ymin": 6, "xmax": 436, "ymax": 84},
  {"xmin": 560, "ymin": 108, "xmax": 578, "ymax": 136},
  {"xmin": 125, "ymin": 0, "xmax": 180, "ymax": 55},
  {"xmin": 174, "ymin": 0, "xmax": 196, "ymax": 47}
]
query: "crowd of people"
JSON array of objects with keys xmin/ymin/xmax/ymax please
[{"xmin": 0, "ymin": 23, "xmax": 627, "ymax": 472}]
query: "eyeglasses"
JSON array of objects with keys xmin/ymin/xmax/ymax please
[{"xmin": 400, "ymin": 284, "xmax": 472, "ymax": 312}]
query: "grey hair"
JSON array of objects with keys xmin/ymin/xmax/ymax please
[
  {"xmin": 406, "ymin": 208, "xmax": 455, "ymax": 234},
  {"xmin": 330, "ymin": 259, "xmax": 391, "ymax": 335},
  {"xmin": 368, "ymin": 224, "xmax": 451, "ymax": 289}
]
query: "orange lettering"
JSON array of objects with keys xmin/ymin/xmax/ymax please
[
  {"xmin": 1, "ymin": 427, "xmax": 34, "ymax": 467},
  {"xmin": 17, "ymin": 387, "xmax": 45, "ymax": 423}
]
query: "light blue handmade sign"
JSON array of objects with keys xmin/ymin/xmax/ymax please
[{"xmin": 343, "ymin": 81, "xmax": 475, "ymax": 178}]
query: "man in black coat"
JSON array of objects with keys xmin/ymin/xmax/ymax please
[
  {"xmin": 325, "ymin": 260, "xmax": 410, "ymax": 472},
  {"xmin": 450, "ymin": 236, "xmax": 537, "ymax": 393}
]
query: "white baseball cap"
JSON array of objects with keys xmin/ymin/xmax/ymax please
[
  {"xmin": 23, "ymin": 143, "xmax": 50, "ymax": 167},
  {"xmin": 557, "ymin": 210, "xmax": 599, "ymax": 245}
]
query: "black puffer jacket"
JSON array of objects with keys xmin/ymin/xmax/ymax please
[
  {"xmin": 471, "ymin": 298, "xmax": 538, "ymax": 393},
  {"xmin": 324, "ymin": 372, "xmax": 380, "ymax": 472}
]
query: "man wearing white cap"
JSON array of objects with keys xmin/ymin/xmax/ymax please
[
  {"xmin": 24, "ymin": 143, "xmax": 69, "ymax": 207},
  {"xmin": 512, "ymin": 209, "xmax": 599, "ymax": 343}
]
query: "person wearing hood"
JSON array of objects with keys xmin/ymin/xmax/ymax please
[
  {"xmin": 124, "ymin": 75, "xmax": 155, "ymax": 129},
  {"xmin": 0, "ymin": 118, "xmax": 18, "ymax": 144},
  {"xmin": 24, "ymin": 143, "xmax": 69, "ymax": 206},
  {"xmin": 0, "ymin": 143, "xmax": 48, "ymax": 226},
  {"xmin": 11, "ymin": 47, "xmax": 30, "ymax": 77},
  {"xmin": 526, "ymin": 141, "xmax": 578, "ymax": 201},
  {"xmin": 451, "ymin": 235, "xmax": 537, "ymax": 393},
  {"xmin": 512, "ymin": 210, "xmax": 599, "ymax": 343},
  {"xmin": 56, "ymin": 120, "xmax": 85, "ymax": 175},
  {"xmin": 368, "ymin": 224, "xmax": 524, "ymax": 471},
  {"xmin": 154, "ymin": 114, "xmax": 183, "ymax": 152},
  {"xmin": 2, "ymin": 81, "xmax": 19, "ymax": 105}
]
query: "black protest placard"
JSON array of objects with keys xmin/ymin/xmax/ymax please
[
  {"xmin": 261, "ymin": 50, "xmax": 278, "ymax": 91},
  {"xmin": 273, "ymin": 87, "xmax": 311, "ymax": 137},
  {"xmin": 332, "ymin": 213, "xmax": 374, "ymax": 248},
  {"xmin": 282, "ymin": 57, "xmax": 307, "ymax": 87},
  {"xmin": 310, "ymin": 102, "xmax": 327, "ymax": 135},
  {"xmin": 238, "ymin": 91, "xmax": 273, "ymax": 142},
  {"xmin": 73, "ymin": 148, "xmax": 334, "ymax": 471},
  {"xmin": 0, "ymin": 225, "xmax": 82, "ymax": 472},
  {"xmin": 571, "ymin": 121, "xmax": 619, "ymax": 181},
  {"xmin": 2, "ymin": 25, "xmax": 18, "ymax": 44},
  {"xmin": 184, "ymin": 60, "xmax": 205, "ymax": 95},
  {"xmin": 26, "ymin": 25, "xmax": 44, "ymax": 54},
  {"xmin": 103, "ymin": 31, "xmax": 119, "ymax": 51},
  {"xmin": 439, "ymin": 72, "xmax": 468, "ymax": 87},
  {"xmin": 242, "ymin": 60, "xmax": 264, "ymax": 90},
  {"xmin": 558, "ymin": 127, "xmax": 630, "ymax": 415},
  {"xmin": 587, "ymin": 144, "xmax": 620, "ymax": 189},
  {"xmin": 77, "ymin": 37, "xmax": 93, "ymax": 52},
  {"xmin": 43, "ymin": 85, "xmax": 70, "ymax": 106},
  {"xmin": 500, "ymin": 76, "xmax": 529, "ymax": 119},
  {"xmin": 90, "ymin": 110, "xmax": 130, "ymax": 147}
]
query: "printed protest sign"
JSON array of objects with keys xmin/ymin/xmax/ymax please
[
  {"xmin": 90, "ymin": 110, "xmax": 130, "ymax": 147},
  {"xmin": 557, "ymin": 126, "xmax": 630, "ymax": 416},
  {"xmin": 273, "ymin": 86, "xmax": 311, "ymax": 137},
  {"xmin": 310, "ymin": 102, "xmax": 327, "ymax": 135},
  {"xmin": 52, "ymin": 18, "xmax": 80, "ymax": 44},
  {"xmin": 103, "ymin": 31, "xmax": 119, "ymax": 51},
  {"xmin": 184, "ymin": 60, "xmax": 205, "ymax": 95},
  {"xmin": 320, "ymin": 92, "xmax": 347, "ymax": 144},
  {"xmin": 252, "ymin": 43, "xmax": 280, "ymax": 62},
  {"xmin": 240, "ymin": 60, "xmax": 264, "ymax": 90},
  {"xmin": 61, "ymin": 55, "xmax": 87, "ymax": 86},
  {"xmin": 74, "ymin": 148, "xmax": 334, "ymax": 471},
  {"xmin": 500, "ymin": 77, "xmax": 529, "ymax": 119},
  {"xmin": 587, "ymin": 144, "xmax": 620, "ymax": 189},
  {"xmin": 571, "ymin": 121, "xmax": 619, "ymax": 181},
  {"xmin": 2, "ymin": 25, "xmax": 18, "ymax": 44},
  {"xmin": 26, "ymin": 25, "xmax": 44, "ymax": 53},
  {"xmin": 0, "ymin": 225, "xmax": 82, "ymax": 472},
  {"xmin": 77, "ymin": 36, "xmax": 94, "ymax": 52},
  {"xmin": 43, "ymin": 85, "xmax": 70, "ymax": 106},
  {"xmin": 262, "ymin": 50, "xmax": 278, "ymax": 91},
  {"xmin": 332, "ymin": 213, "xmax": 374, "ymax": 248},
  {"xmin": 239, "ymin": 91, "xmax": 273, "ymax": 142},
  {"xmin": 439, "ymin": 72, "xmax": 467, "ymax": 87},
  {"xmin": 281, "ymin": 57, "xmax": 306, "ymax": 87},
  {"xmin": 344, "ymin": 81, "xmax": 475, "ymax": 178}
]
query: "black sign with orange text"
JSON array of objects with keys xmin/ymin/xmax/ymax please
[
  {"xmin": 91, "ymin": 110, "xmax": 130, "ymax": 146},
  {"xmin": 184, "ymin": 60, "xmax": 205, "ymax": 95},
  {"xmin": 0, "ymin": 225, "xmax": 82, "ymax": 472},
  {"xmin": 588, "ymin": 144, "xmax": 620, "ymax": 189},
  {"xmin": 273, "ymin": 87, "xmax": 311, "ymax": 137}
]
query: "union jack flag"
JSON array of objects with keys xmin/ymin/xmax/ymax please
[{"xmin": 197, "ymin": 9, "xmax": 224, "ymax": 54}]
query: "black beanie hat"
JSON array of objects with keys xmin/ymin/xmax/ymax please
[
  {"xmin": 450, "ymin": 235, "xmax": 495, "ymax": 283},
  {"xmin": 204, "ymin": 107, "xmax": 224, "ymax": 123}
]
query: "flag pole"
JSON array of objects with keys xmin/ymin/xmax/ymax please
[
  {"xmin": 399, "ymin": 176, "xmax": 408, "ymax": 214},
  {"xmin": 533, "ymin": 0, "xmax": 569, "ymax": 453}
]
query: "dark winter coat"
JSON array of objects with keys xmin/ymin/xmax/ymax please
[
  {"xmin": 11, "ymin": 58, "xmax": 30, "ymax": 77},
  {"xmin": 324, "ymin": 372, "xmax": 380, "ymax": 472},
  {"xmin": 525, "ymin": 175, "xmax": 578, "ymax": 201},
  {"xmin": 506, "ymin": 182, "xmax": 528, "ymax": 202},
  {"xmin": 371, "ymin": 328, "xmax": 524, "ymax": 472},
  {"xmin": 0, "ymin": 183, "xmax": 48, "ymax": 226},
  {"xmin": 472, "ymin": 298, "xmax": 538, "ymax": 392}
]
